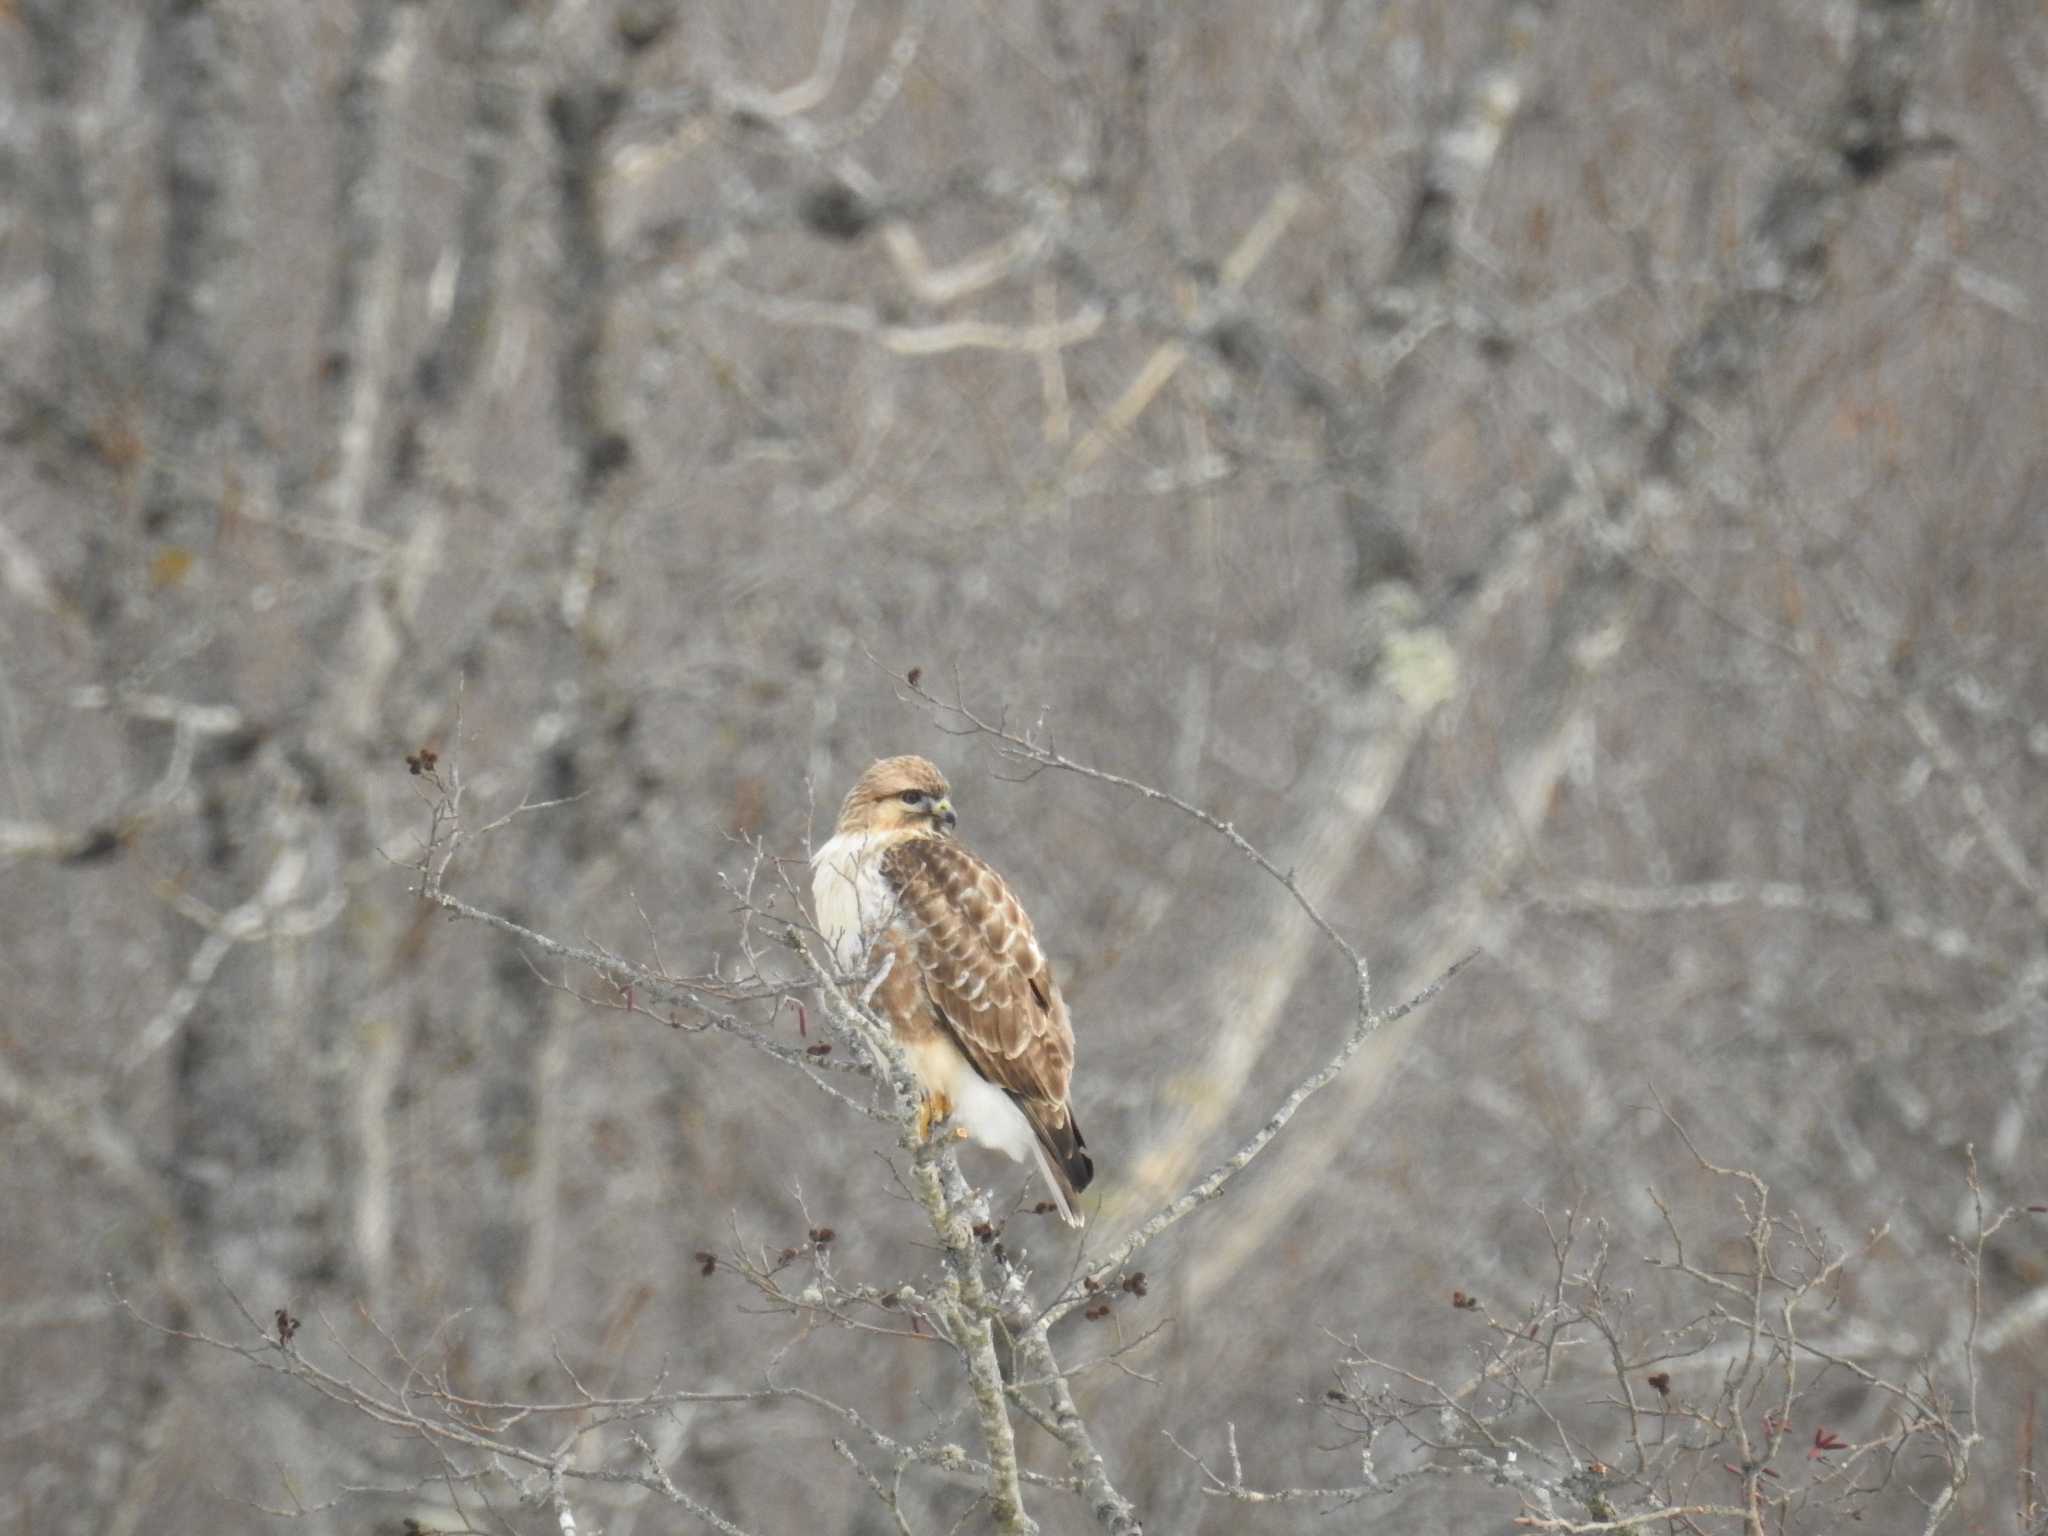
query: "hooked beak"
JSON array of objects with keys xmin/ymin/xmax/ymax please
[{"xmin": 933, "ymin": 797, "xmax": 957, "ymax": 832}]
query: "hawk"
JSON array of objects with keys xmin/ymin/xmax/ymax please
[{"xmin": 811, "ymin": 755, "xmax": 1093, "ymax": 1226}]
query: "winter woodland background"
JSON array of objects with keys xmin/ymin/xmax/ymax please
[{"xmin": 2, "ymin": 1, "xmax": 2046, "ymax": 1532}]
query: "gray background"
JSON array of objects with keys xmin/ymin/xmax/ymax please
[{"xmin": 2, "ymin": 1, "xmax": 2044, "ymax": 1531}]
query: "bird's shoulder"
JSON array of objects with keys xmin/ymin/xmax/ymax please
[{"xmin": 881, "ymin": 836, "xmax": 1017, "ymax": 920}]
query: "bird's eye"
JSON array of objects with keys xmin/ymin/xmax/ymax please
[{"xmin": 899, "ymin": 789, "xmax": 925, "ymax": 805}]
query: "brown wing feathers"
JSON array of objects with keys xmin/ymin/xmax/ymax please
[{"xmin": 882, "ymin": 839, "xmax": 1093, "ymax": 1195}]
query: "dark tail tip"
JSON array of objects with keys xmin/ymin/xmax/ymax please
[{"xmin": 1064, "ymin": 1121, "xmax": 1094, "ymax": 1193}]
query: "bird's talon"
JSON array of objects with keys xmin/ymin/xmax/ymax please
[{"xmin": 915, "ymin": 1091, "xmax": 955, "ymax": 1144}]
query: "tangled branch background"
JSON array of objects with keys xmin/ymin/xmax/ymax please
[{"xmin": 2, "ymin": 2, "xmax": 2045, "ymax": 1532}]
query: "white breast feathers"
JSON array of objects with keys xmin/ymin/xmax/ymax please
[{"xmin": 810, "ymin": 830, "xmax": 903, "ymax": 973}]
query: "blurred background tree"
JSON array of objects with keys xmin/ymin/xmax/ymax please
[{"xmin": 1, "ymin": 1, "xmax": 2043, "ymax": 1531}]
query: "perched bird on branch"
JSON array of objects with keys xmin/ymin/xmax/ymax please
[{"xmin": 812, "ymin": 755, "xmax": 1093, "ymax": 1226}]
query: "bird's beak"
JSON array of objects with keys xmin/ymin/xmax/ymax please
[{"xmin": 933, "ymin": 797, "xmax": 957, "ymax": 832}]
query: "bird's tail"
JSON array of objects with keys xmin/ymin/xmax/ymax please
[{"xmin": 1026, "ymin": 1109, "xmax": 1093, "ymax": 1229}]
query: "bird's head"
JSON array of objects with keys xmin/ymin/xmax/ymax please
[{"xmin": 836, "ymin": 755, "xmax": 957, "ymax": 838}]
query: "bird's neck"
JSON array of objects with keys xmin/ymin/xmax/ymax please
[{"xmin": 812, "ymin": 823, "xmax": 939, "ymax": 865}]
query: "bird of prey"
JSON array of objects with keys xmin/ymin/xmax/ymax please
[{"xmin": 811, "ymin": 755, "xmax": 1093, "ymax": 1226}]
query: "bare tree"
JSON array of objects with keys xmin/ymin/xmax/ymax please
[{"xmin": 3, "ymin": 0, "xmax": 2045, "ymax": 1531}]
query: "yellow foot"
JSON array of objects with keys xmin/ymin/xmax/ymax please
[
  {"xmin": 952, "ymin": 1125, "xmax": 971, "ymax": 1141},
  {"xmin": 915, "ymin": 1091, "xmax": 955, "ymax": 1143}
]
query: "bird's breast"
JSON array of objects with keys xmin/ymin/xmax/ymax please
[{"xmin": 810, "ymin": 832, "xmax": 902, "ymax": 972}]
